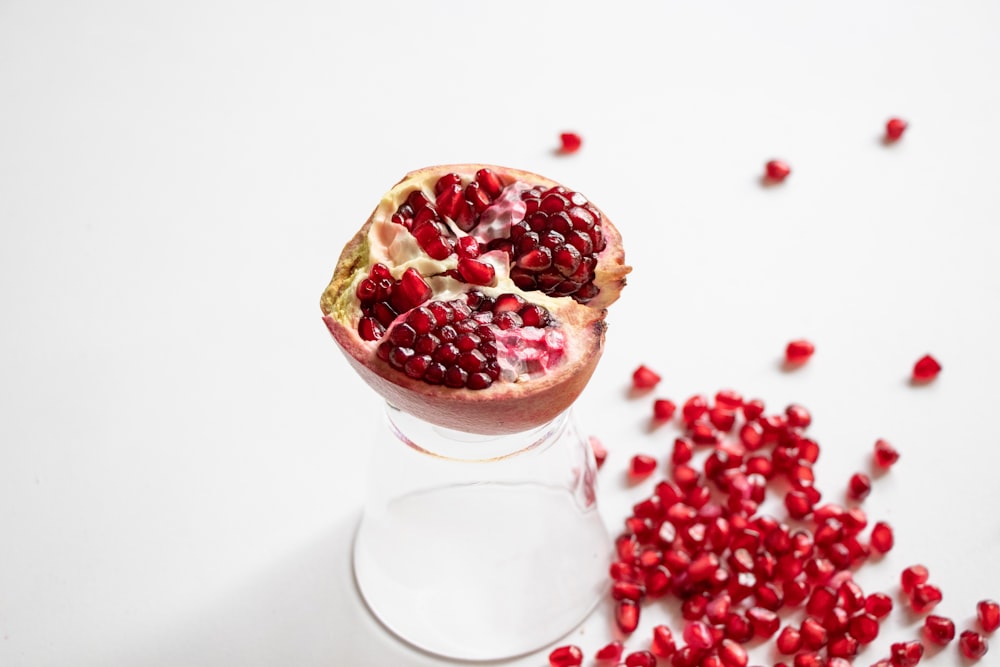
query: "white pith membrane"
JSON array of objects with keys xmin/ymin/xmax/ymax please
[{"xmin": 335, "ymin": 178, "xmax": 577, "ymax": 385}]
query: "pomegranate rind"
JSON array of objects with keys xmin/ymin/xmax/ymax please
[{"xmin": 320, "ymin": 164, "xmax": 629, "ymax": 435}]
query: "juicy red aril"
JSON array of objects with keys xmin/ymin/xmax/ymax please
[
  {"xmin": 681, "ymin": 395, "xmax": 709, "ymax": 423},
  {"xmin": 548, "ymin": 645, "xmax": 584, "ymax": 667},
  {"xmin": 923, "ymin": 615, "xmax": 955, "ymax": 645},
  {"xmin": 912, "ymin": 354, "xmax": 941, "ymax": 381},
  {"xmin": 979, "ymin": 599, "xmax": 1000, "ymax": 632},
  {"xmin": 616, "ymin": 599, "xmax": 639, "ymax": 633},
  {"xmin": 776, "ymin": 626, "xmax": 802, "ymax": 654},
  {"xmin": 870, "ymin": 521, "xmax": 894, "ymax": 553},
  {"xmin": 828, "ymin": 634, "xmax": 859, "ymax": 659},
  {"xmin": 765, "ymin": 159, "xmax": 791, "ymax": 182},
  {"xmin": 624, "ymin": 650, "xmax": 657, "ymax": 667},
  {"xmin": 595, "ymin": 641, "xmax": 624, "ymax": 663},
  {"xmin": 909, "ymin": 583, "xmax": 942, "ymax": 613},
  {"xmin": 629, "ymin": 454, "xmax": 657, "ymax": 480},
  {"xmin": 847, "ymin": 472, "xmax": 872, "ymax": 500},
  {"xmin": 886, "ymin": 117, "xmax": 908, "ymax": 140},
  {"xmin": 800, "ymin": 617, "xmax": 828, "ymax": 650},
  {"xmin": 746, "ymin": 606, "xmax": 779, "ymax": 638},
  {"xmin": 654, "ymin": 399, "xmax": 677, "ymax": 421},
  {"xmin": 874, "ymin": 438, "xmax": 900, "ymax": 468},
  {"xmin": 849, "ymin": 612, "xmax": 880, "ymax": 644},
  {"xmin": 670, "ymin": 647, "xmax": 703, "ymax": 667},
  {"xmin": 672, "ymin": 437, "xmax": 694, "ymax": 464},
  {"xmin": 792, "ymin": 651, "xmax": 823, "ymax": 667},
  {"xmin": 633, "ymin": 365, "xmax": 661, "ymax": 390},
  {"xmin": 559, "ymin": 132, "xmax": 582, "ymax": 154},
  {"xmin": 785, "ymin": 404, "xmax": 811, "ymax": 428},
  {"xmin": 612, "ymin": 581, "xmax": 646, "ymax": 601},
  {"xmin": 785, "ymin": 339, "xmax": 814, "ymax": 364},
  {"xmin": 890, "ymin": 640, "xmax": 924, "ymax": 667},
  {"xmin": 718, "ymin": 639, "xmax": 748, "ymax": 667},
  {"xmin": 651, "ymin": 625, "xmax": 676, "ymax": 658},
  {"xmin": 959, "ymin": 630, "xmax": 989, "ymax": 660},
  {"xmin": 683, "ymin": 620, "xmax": 715, "ymax": 650},
  {"xmin": 866, "ymin": 592, "xmax": 893, "ymax": 618}
]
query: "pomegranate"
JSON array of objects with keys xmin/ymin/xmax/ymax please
[{"xmin": 320, "ymin": 165, "xmax": 630, "ymax": 434}]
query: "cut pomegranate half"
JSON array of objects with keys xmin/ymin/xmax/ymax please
[{"xmin": 321, "ymin": 165, "xmax": 630, "ymax": 434}]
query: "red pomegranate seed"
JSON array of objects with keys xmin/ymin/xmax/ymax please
[
  {"xmin": 612, "ymin": 581, "xmax": 646, "ymax": 602},
  {"xmin": 629, "ymin": 454, "xmax": 657, "ymax": 481},
  {"xmin": 589, "ymin": 435, "xmax": 608, "ymax": 469},
  {"xmin": 654, "ymin": 399, "xmax": 677, "ymax": 421},
  {"xmin": 822, "ymin": 607, "xmax": 849, "ymax": 636},
  {"xmin": 848, "ymin": 612, "xmax": 880, "ymax": 644},
  {"xmin": 847, "ymin": 472, "xmax": 872, "ymax": 501},
  {"xmin": 724, "ymin": 612, "xmax": 754, "ymax": 643},
  {"xmin": 549, "ymin": 645, "xmax": 584, "ymax": 667},
  {"xmin": 715, "ymin": 389, "xmax": 743, "ymax": 410},
  {"xmin": 624, "ymin": 650, "xmax": 656, "ymax": 667},
  {"xmin": 651, "ymin": 625, "xmax": 676, "ymax": 658},
  {"xmin": 923, "ymin": 614, "xmax": 955, "ymax": 645},
  {"xmin": 785, "ymin": 339, "xmax": 814, "ymax": 364},
  {"xmin": 616, "ymin": 599, "xmax": 640, "ymax": 634},
  {"xmin": 558, "ymin": 132, "xmax": 582, "ymax": 154},
  {"xmin": 828, "ymin": 659, "xmax": 851, "ymax": 667},
  {"xmin": 746, "ymin": 606, "xmax": 779, "ymax": 638},
  {"xmin": 866, "ymin": 592, "xmax": 893, "ymax": 619},
  {"xmin": 709, "ymin": 406, "xmax": 736, "ymax": 431},
  {"xmin": 874, "ymin": 438, "xmax": 900, "ymax": 468},
  {"xmin": 776, "ymin": 626, "xmax": 802, "ymax": 654},
  {"xmin": 792, "ymin": 651, "xmax": 823, "ymax": 667},
  {"xmin": 785, "ymin": 404, "xmax": 811, "ymax": 428},
  {"xmin": 828, "ymin": 634, "xmax": 859, "ymax": 660},
  {"xmin": 765, "ymin": 159, "xmax": 791, "ymax": 182},
  {"xmin": 670, "ymin": 646, "xmax": 703, "ymax": 667},
  {"xmin": 633, "ymin": 365, "xmax": 661, "ymax": 390},
  {"xmin": 595, "ymin": 641, "xmax": 623, "ymax": 663},
  {"xmin": 889, "ymin": 640, "xmax": 924, "ymax": 667},
  {"xmin": 912, "ymin": 354, "xmax": 941, "ymax": 381},
  {"xmin": 959, "ymin": 630, "xmax": 989, "ymax": 660},
  {"xmin": 785, "ymin": 490, "xmax": 813, "ymax": 519},
  {"xmin": 683, "ymin": 620, "xmax": 715, "ymax": 650},
  {"xmin": 456, "ymin": 257, "xmax": 495, "ymax": 286},
  {"xmin": 886, "ymin": 117, "xmax": 908, "ymax": 141},
  {"xmin": 978, "ymin": 599, "xmax": 1000, "ymax": 632},
  {"xmin": 681, "ymin": 394, "xmax": 709, "ymax": 423},
  {"xmin": 718, "ymin": 639, "xmax": 748, "ymax": 667},
  {"xmin": 672, "ymin": 437, "xmax": 694, "ymax": 464},
  {"xmin": 870, "ymin": 521, "xmax": 894, "ymax": 553},
  {"xmin": 800, "ymin": 617, "xmax": 828, "ymax": 650},
  {"xmin": 910, "ymin": 583, "xmax": 943, "ymax": 613}
]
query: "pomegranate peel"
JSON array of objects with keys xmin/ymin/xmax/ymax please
[{"xmin": 320, "ymin": 164, "xmax": 630, "ymax": 435}]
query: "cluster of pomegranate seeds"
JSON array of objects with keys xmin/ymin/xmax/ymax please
[
  {"xmin": 372, "ymin": 290, "xmax": 554, "ymax": 390},
  {"xmin": 886, "ymin": 118, "xmax": 909, "ymax": 141},
  {"xmin": 559, "ymin": 132, "xmax": 583, "ymax": 154},
  {"xmin": 765, "ymin": 159, "xmax": 792, "ymax": 183},
  {"xmin": 911, "ymin": 354, "xmax": 942, "ymax": 382},
  {"xmin": 355, "ymin": 263, "xmax": 433, "ymax": 341},
  {"xmin": 785, "ymin": 339, "xmax": 815, "ymax": 365},
  {"xmin": 506, "ymin": 185, "xmax": 605, "ymax": 302}
]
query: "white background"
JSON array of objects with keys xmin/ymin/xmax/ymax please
[{"xmin": 2, "ymin": 1, "xmax": 999, "ymax": 665}]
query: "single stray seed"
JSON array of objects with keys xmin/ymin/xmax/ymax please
[
  {"xmin": 628, "ymin": 454, "xmax": 657, "ymax": 481},
  {"xmin": 959, "ymin": 630, "xmax": 989, "ymax": 660},
  {"xmin": 548, "ymin": 645, "xmax": 584, "ymax": 667},
  {"xmin": 558, "ymin": 132, "xmax": 583, "ymax": 154},
  {"xmin": 886, "ymin": 117, "xmax": 909, "ymax": 141},
  {"xmin": 912, "ymin": 354, "xmax": 941, "ymax": 382},
  {"xmin": 978, "ymin": 599, "xmax": 1000, "ymax": 633},
  {"xmin": 765, "ymin": 159, "xmax": 792, "ymax": 183},
  {"xmin": 632, "ymin": 365, "xmax": 662, "ymax": 390},
  {"xmin": 785, "ymin": 339, "xmax": 815, "ymax": 364}
]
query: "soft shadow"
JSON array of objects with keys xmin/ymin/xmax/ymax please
[{"xmin": 778, "ymin": 358, "xmax": 806, "ymax": 373}]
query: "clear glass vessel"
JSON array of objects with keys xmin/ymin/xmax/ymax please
[{"xmin": 352, "ymin": 403, "xmax": 611, "ymax": 661}]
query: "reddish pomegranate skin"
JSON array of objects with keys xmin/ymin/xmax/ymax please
[{"xmin": 321, "ymin": 164, "xmax": 629, "ymax": 435}]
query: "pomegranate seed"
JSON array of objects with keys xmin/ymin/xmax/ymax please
[
  {"xmin": 785, "ymin": 490, "xmax": 813, "ymax": 519},
  {"xmin": 629, "ymin": 454, "xmax": 657, "ymax": 481},
  {"xmin": 828, "ymin": 634, "xmax": 859, "ymax": 660},
  {"xmin": 959, "ymin": 630, "xmax": 989, "ymax": 660},
  {"xmin": 595, "ymin": 641, "xmax": 624, "ymax": 663},
  {"xmin": 654, "ymin": 399, "xmax": 677, "ymax": 421},
  {"xmin": 873, "ymin": 438, "xmax": 900, "ymax": 468},
  {"xmin": 670, "ymin": 646, "xmax": 703, "ymax": 667},
  {"xmin": 624, "ymin": 650, "xmax": 656, "ymax": 667},
  {"xmin": 746, "ymin": 606, "xmax": 779, "ymax": 638},
  {"xmin": 912, "ymin": 354, "xmax": 941, "ymax": 381},
  {"xmin": 718, "ymin": 639, "xmax": 748, "ymax": 667},
  {"xmin": 672, "ymin": 437, "xmax": 694, "ymax": 464},
  {"xmin": 848, "ymin": 612, "xmax": 880, "ymax": 644},
  {"xmin": 765, "ymin": 159, "xmax": 791, "ymax": 182},
  {"xmin": 715, "ymin": 389, "xmax": 743, "ymax": 410},
  {"xmin": 978, "ymin": 599, "xmax": 1000, "ymax": 632},
  {"xmin": 612, "ymin": 581, "xmax": 646, "ymax": 601},
  {"xmin": 866, "ymin": 592, "xmax": 893, "ymax": 618},
  {"xmin": 456, "ymin": 257, "xmax": 495, "ymax": 286},
  {"xmin": 800, "ymin": 617, "xmax": 828, "ymax": 650},
  {"xmin": 910, "ymin": 583, "xmax": 942, "ymax": 613},
  {"xmin": 776, "ymin": 626, "xmax": 802, "ymax": 654},
  {"xmin": 590, "ymin": 435, "xmax": 608, "ymax": 469},
  {"xmin": 616, "ymin": 599, "xmax": 640, "ymax": 634},
  {"xmin": 681, "ymin": 394, "xmax": 709, "ymax": 423},
  {"xmin": 633, "ymin": 365, "xmax": 661, "ymax": 390},
  {"xmin": 822, "ymin": 606, "xmax": 849, "ymax": 636},
  {"xmin": 792, "ymin": 651, "xmax": 823, "ymax": 667},
  {"xmin": 785, "ymin": 339, "xmax": 814, "ymax": 364},
  {"xmin": 683, "ymin": 621, "xmax": 715, "ymax": 650},
  {"xmin": 923, "ymin": 615, "xmax": 955, "ymax": 645},
  {"xmin": 725, "ymin": 612, "xmax": 754, "ymax": 643},
  {"xmin": 558, "ymin": 132, "xmax": 582, "ymax": 154},
  {"xmin": 549, "ymin": 645, "xmax": 584, "ymax": 667},
  {"xmin": 652, "ymin": 625, "xmax": 676, "ymax": 658},
  {"xmin": 709, "ymin": 406, "xmax": 736, "ymax": 431},
  {"xmin": 889, "ymin": 640, "xmax": 924, "ymax": 667},
  {"xmin": 870, "ymin": 521, "xmax": 894, "ymax": 553},
  {"xmin": 742, "ymin": 398, "xmax": 765, "ymax": 420},
  {"xmin": 886, "ymin": 117, "xmax": 908, "ymax": 141},
  {"xmin": 847, "ymin": 472, "xmax": 872, "ymax": 500}
]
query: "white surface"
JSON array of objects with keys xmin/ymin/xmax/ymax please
[{"xmin": 1, "ymin": 1, "xmax": 999, "ymax": 666}]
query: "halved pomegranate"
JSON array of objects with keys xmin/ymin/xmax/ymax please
[{"xmin": 320, "ymin": 164, "xmax": 630, "ymax": 435}]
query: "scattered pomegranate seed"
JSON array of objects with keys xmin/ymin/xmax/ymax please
[
  {"xmin": 792, "ymin": 651, "xmax": 823, "ymax": 667},
  {"xmin": 900, "ymin": 564, "xmax": 929, "ymax": 593},
  {"xmin": 651, "ymin": 625, "xmax": 676, "ymax": 658},
  {"xmin": 765, "ymin": 159, "xmax": 792, "ymax": 183},
  {"xmin": 870, "ymin": 521, "xmax": 895, "ymax": 553},
  {"xmin": 866, "ymin": 592, "xmax": 894, "ymax": 619},
  {"xmin": 624, "ymin": 650, "xmax": 657, "ymax": 667},
  {"xmin": 717, "ymin": 639, "xmax": 748, "ymax": 667},
  {"xmin": 874, "ymin": 438, "xmax": 900, "ymax": 468},
  {"xmin": 616, "ymin": 599, "xmax": 640, "ymax": 634},
  {"xmin": 589, "ymin": 435, "xmax": 608, "ymax": 469},
  {"xmin": 785, "ymin": 339, "xmax": 815, "ymax": 364},
  {"xmin": 978, "ymin": 599, "xmax": 1000, "ymax": 633},
  {"xmin": 558, "ymin": 132, "xmax": 582, "ymax": 154},
  {"xmin": 889, "ymin": 640, "xmax": 924, "ymax": 667},
  {"xmin": 594, "ymin": 640, "xmax": 624, "ymax": 663},
  {"xmin": 653, "ymin": 399, "xmax": 677, "ymax": 421},
  {"xmin": 886, "ymin": 117, "xmax": 909, "ymax": 141},
  {"xmin": 912, "ymin": 354, "xmax": 941, "ymax": 382},
  {"xmin": 628, "ymin": 454, "xmax": 658, "ymax": 481},
  {"xmin": 923, "ymin": 614, "xmax": 956, "ymax": 645},
  {"xmin": 959, "ymin": 630, "xmax": 989, "ymax": 660},
  {"xmin": 910, "ymin": 583, "xmax": 943, "ymax": 613},
  {"xmin": 548, "ymin": 644, "xmax": 584, "ymax": 667},
  {"xmin": 633, "ymin": 365, "xmax": 662, "ymax": 390},
  {"xmin": 847, "ymin": 472, "xmax": 872, "ymax": 500},
  {"xmin": 776, "ymin": 626, "xmax": 802, "ymax": 654}
]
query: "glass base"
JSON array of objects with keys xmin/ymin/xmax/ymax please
[{"xmin": 352, "ymin": 405, "xmax": 610, "ymax": 661}]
